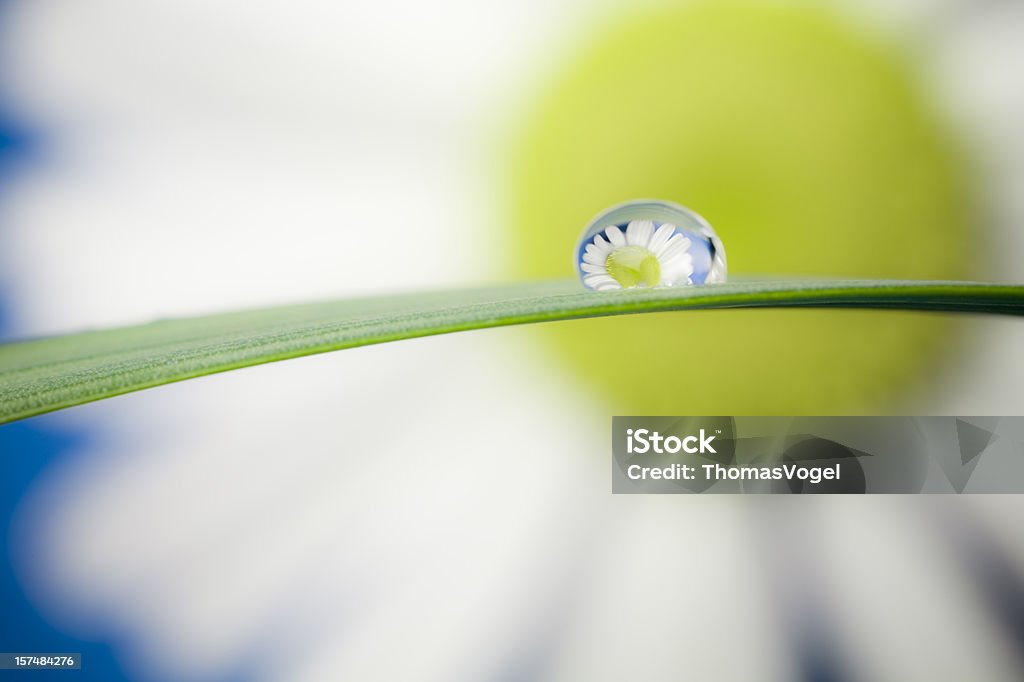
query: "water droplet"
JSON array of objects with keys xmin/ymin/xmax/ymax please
[{"xmin": 576, "ymin": 200, "xmax": 726, "ymax": 291}]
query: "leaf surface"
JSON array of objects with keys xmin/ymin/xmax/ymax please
[{"xmin": 2, "ymin": 279, "xmax": 1022, "ymax": 424}]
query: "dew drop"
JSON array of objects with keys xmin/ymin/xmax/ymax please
[{"xmin": 576, "ymin": 200, "xmax": 727, "ymax": 291}]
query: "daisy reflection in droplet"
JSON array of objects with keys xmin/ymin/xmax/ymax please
[{"xmin": 575, "ymin": 200, "xmax": 727, "ymax": 291}]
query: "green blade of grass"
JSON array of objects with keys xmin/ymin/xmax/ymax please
[{"xmin": 2, "ymin": 278, "xmax": 1023, "ymax": 425}]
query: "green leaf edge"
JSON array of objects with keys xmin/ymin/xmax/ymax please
[{"xmin": 2, "ymin": 278, "xmax": 1023, "ymax": 425}]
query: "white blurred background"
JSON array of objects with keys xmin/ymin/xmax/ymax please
[{"xmin": 1, "ymin": 0, "xmax": 1024, "ymax": 680}]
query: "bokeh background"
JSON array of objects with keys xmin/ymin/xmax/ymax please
[{"xmin": 2, "ymin": 0, "xmax": 1024, "ymax": 679}]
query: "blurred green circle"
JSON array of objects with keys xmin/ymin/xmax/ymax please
[{"xmin": 507, "ymin": 2, "xmax": 975, "ymax": 414}]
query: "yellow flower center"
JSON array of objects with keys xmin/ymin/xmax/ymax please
[{"xmin": 606, "ymin": 246, "xmax": 660, "ymax": 288}]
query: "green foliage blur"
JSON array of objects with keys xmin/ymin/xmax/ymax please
[{"xmin": 508, "ymin": 1, "xmax": 975, "ymax": 414}]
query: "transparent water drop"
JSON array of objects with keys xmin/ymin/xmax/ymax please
[{"xmin": 576, "ymin": 200, "xmax": 726, "ymax": 291}]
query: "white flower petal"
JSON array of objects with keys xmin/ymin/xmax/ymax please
[
  {"xmin": 647, "ymin": 223, "xmax": 675, "ymax": 254},
  {"xmin": 605, "ymin": 225, "xmax": 625, "ymax": 247},
  {"xmin": 584, "ymin": 274, "xmax": 618, "ymax": 289},
  {"xmin": 585, "ymin": 242, "xmax": 611, "ymax": 259},
  {"xmin": 660, "ymin": 253, "xmax": 694, "ymax": 286},
  {"xmin": 658, "ymin": 234, "xmax": 692, "ymax": 261},
  {"xmin": 587, "ymin": 237, "xmax": 611, "ymax": 257},
  {"xmin": 678, "ymin": 253, "xmax": 696, "ymax": 274},
  {"xmin": 625, "ymin": 220, "xmax": 654, "ymax": 246},
  {"xmin": 580, "ymin": 262, "xmax": 606, "ymax": 274},
  {"xmin": 582, "ymin": 251, "xmax": 606, "ymax": 266}
]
